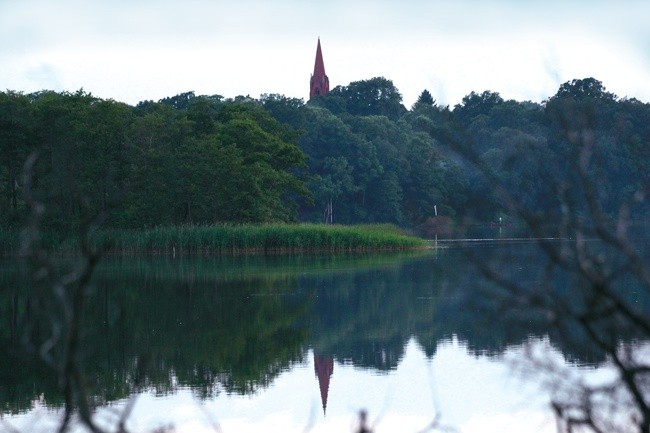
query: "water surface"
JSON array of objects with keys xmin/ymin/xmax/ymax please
[{"xmin": 1, "ymin": 243, "xmax": 644, "ymax": 432}]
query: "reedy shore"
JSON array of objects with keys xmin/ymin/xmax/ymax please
[{"xmin": 1, "ymin": 224, "xmax": 427, "ymax": 256}]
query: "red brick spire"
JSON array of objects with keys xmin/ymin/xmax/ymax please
[{"xmin": 310, "ymin": 38, "xmax": 330, "ymax": 98}]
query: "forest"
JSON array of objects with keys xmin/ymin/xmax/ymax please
[{"xmin": 1, "ymin": 77, "xmax": 649, "ymax": 233}]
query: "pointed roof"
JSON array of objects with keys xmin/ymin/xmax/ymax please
[
  {"xmin": 310, "ymin": 38, "xmax": 330, "ymax": 99},
  {"xmin": 313, "ymin": 38, "xmax": 326, "ymax": 78}
]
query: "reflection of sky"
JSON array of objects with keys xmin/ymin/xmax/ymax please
[{"xmin": 5, "ymin": 337, "xmax": 597, "ymax": 433}]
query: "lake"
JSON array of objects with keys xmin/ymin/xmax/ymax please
[{"xmin": 1, "ymin": 241, "xmax": 646, "ymax": 433}]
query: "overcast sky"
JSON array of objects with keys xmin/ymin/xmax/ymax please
[{"xmin": 2, "ymin": 0, "xmax": 649, "ymax": 107}]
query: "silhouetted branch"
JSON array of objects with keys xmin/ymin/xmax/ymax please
[
  {"xmin": 447, "ymin": 100, "xmax": 650, "ymax": 433},
  {"xmin": 17, "ymin": 152, "xmax": 138, "ymax": 433}
]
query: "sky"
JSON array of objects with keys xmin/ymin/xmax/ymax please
[{"xmin": 1, "ymin": 0, "xmax": 650, "ymax": 108}]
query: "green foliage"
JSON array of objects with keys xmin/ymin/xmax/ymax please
[
  {"xmin": 324, "ymin": 77, "xmax": 407, "ymax": 120},
  {"xmin": 288, "ymin": 90, "xmax": 465, "ymax": 226},
  {"xmin": 551, "ymin": 77, "xmax": 617, "ymax": 101},
  {"xmin": 2, "ymin": 74, "xmax": 649, "ymax": 234},
  {"xmin": 444, "ymin": 78, "xmax": 650, "ymax": 223},
  {"xmin": 0, "ymin": 91, "xmax": 33, "ymax": 227},
  {"xmin": 50, "ymin": 223, "xmax": 426, "ymax": 254},
  {"xmin": 453, "ymin": 90, "xmax": 504, "ymax": 125},
  {"xmin": 260, "ymin": 93, "xmax": 306, "ymax": 128},
  {"xmin": 415, "ymin": 89, "xmax": 435, "ymax": 107},
  {"xmin": 0, "ymin": 90, "xmax": 310, "ymax": 231}
]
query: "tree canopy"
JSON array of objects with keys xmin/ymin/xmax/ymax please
[
  {"xmin": 0, "ymin": 91, "xmax": 310, "ymax": 230},
  {"xmin": 1, "ymin": 76, "xmax": 649, "ymax": 232}
]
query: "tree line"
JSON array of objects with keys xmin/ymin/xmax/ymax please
[
  {"xmin": 0, "ymin": 91, "xmax": 309, "ymax": 231},
  {"xmin": 1, "ymin": 76, "xmax": 649, "ymax": 232}
]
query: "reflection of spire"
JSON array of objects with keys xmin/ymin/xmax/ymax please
[{"xmin": 314, "ymin": 354, "xmax": 334, "ymax": 415}]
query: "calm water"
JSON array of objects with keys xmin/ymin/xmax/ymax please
[{"xmin": 1, "ymin": 242, "xmax": 646, "ymax": 433}]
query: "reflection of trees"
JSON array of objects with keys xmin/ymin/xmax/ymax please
[
  {"xmin": 3, "ymin": 244, "xmax": 645, "ymax": 420},
  {"xmin": 92, "ymin": 276, "xmax": 308, "ymax": 396},
  {"xmin": 1, "ymin": 271, "xmax": 64, "ymax": 412},
  {"xmin": 0, "ymin": 252, "xmax": 425, "ymax": 413},
  {"xmin": 306, "ymin": 243, "xmax": 646, "ymax": 374},
  {"xmin": 0, "ymin": 263, "xmax": 309, "ymax": 413},
  {"xmin": 306, "ymin": 257, "xmax": 437, "ymax": 370},
  {"xmin": 430, "ymin": 243, "xmax": 624, "ymax": 365}
]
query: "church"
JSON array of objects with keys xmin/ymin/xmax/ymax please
[{"xmin": 310, "ymin": 38, "xmax": 330, "ymax": 98}]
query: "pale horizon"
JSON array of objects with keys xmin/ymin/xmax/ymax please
[{"xmin": 2, "ymin": 0, "xmax": 649, "ymax": 107}]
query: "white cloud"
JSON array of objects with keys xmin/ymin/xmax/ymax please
[
  {"xmin": 23, "ymin": 63, "xmax": 64, "ymax": 91},
  {"xmin": 1, "ymin": 0, "xmax": 649, "ymax": 106}
]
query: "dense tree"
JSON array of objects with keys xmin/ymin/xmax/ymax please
[
  {"xmin": 216, "ymin": 111, "xmax": 309, "ymax": 222},
  {"xmin": 281, "ymin": 83, "xmax": 467, "ymax": 226},
  {"xmin": 551, "ymin": 77, "xmax": 617, "ymax": 101},
  {"xmin": 415, "ymin": 89, "xmax": 435, "ymax": 107},
  {"xmin": 260, "ymin": 93, "xmax": 306, "ymax": 129},
  {"xmin": 453, "ymin": 90, "xmax": 504, "ymax": 125},
  {"xmin": 543, "ymin": 78, "xmax": 649, "ymax": 221},
  {"xmin": 324, "ymin": 77, "xmax": 407, "ymax": 120},
  {"xmin": 0, "ymin": 91, "xmax": 33, "ymax": 226},
  {"xmin": 158, "ymin": 91, "xmax": 198, "ymax": 110},
  {"xmin": 122, "ymin": 97, "xmax": 309, "ymax": 226},
  {"xmin": 1, "ymin": 75, "xmax": 649, "ymax": 232},
  {"xmin": 298, "ymin": 107, "xmax": 381, "ymax": 223},
  {"xmin": 0, "ymin": 90, "xmax": 310, "ymax": 230},
  {"xmin": 27, "ymin": 91, "xmax": 132, "ymax": 231}
]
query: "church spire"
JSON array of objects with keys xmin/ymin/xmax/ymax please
[{"xmin": 310, "ymin": 38, "xmax": 330, "ymax": 99}]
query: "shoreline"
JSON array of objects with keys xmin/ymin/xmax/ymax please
[{"xmin": 1, "ymin": 223, "xmax": 428, "ymax": 257}]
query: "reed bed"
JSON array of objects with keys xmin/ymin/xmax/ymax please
[
  {"xmin": 2, "ymin": 224, "xmax": 426, "ymax": 256},
  {"xmin": 88, "ymin": 223, "xmax": 426, "ymax": 255}
]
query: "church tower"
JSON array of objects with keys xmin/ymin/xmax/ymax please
[{"xmin": 310, "ymin": 38, "xmax": 329, "ymax": 98}]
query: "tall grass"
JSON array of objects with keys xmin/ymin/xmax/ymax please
[
  {"xmin": 2, "ymin": 224, "xmax": 427, "ymax": 256},
  {"xmin": 88, "ymin": 223, "xmax": 427, "ymax": 255}
]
